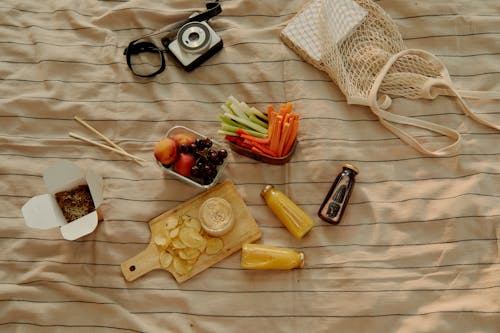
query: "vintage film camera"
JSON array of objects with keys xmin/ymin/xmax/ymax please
[
  {"xmin": 162, "ymin": 19, "xmax": 223, "ymax": 72},
  {"xmin": 124, "ymin": 1, "xmax": 223, "ymax": 77}
]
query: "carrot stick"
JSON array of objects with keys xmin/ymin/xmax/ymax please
[
  {"xmin": 277, "ymin": 114, "xmax": 284, "ymax": 145},
  {"xmin": 267, "ymin": 104, "xmax": 276, "ymax": 116},
  {"xmin": 253, "ymin": 142, "xmax": 278, "ymax": 157},
  {"xmin": 236, "ymin": 128, "xmax": 249, "ymax": 136},
  {"xmin": 251, "ymin": 146, "xmax": 264, "ymax": 155},
  {"xmin": 240, "ymin": 133, "xmax": 270, "ymax": 145},
  {"xmin": 278, "ymin": 122, "xmax": 290, "ymax": 157},
  {"xmin": 270, "ymin": 114, "xmax": 283, "ymax": 153},
  {"xmin": 268, "ymin": 111, "xmax": 277, "ymax": 151},
  {"xmin": 283, "ymin": 113, "xmax": 292, "ymax": 128},
  {"xmin": 267, "ymin": 111, "xmax": 274, "ymax": 141},
  {"xmin": 279, "ymin": 104, "xmax": 286, "ymax": 116},
  {"xmin": 283, "ymin": 116, "xmax": 298, "ymax": 155},
  {"xmin": 279, "ymin": 102, "xmax": 293, "ymax": 115}
]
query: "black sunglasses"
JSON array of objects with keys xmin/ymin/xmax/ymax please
[{"xmin": 124, "ymin": 1, "xmax": 222, "ymax": 77}]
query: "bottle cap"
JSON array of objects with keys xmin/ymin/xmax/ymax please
[
  {"xmin": 342, "ymin": 163, "xmax": 359, "ymax": 174},
  {"xmin": 298, "ymin": 252, "xmax": 305, "ymax": 269},
  {"xmin": 260, "ymin": 184, "xmax": 274, "ymax": 198}
]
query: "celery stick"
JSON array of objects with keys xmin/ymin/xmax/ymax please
[
  {"xmin": 228, "ymin": 101, "xmax": 250, "ymax": 120},
  {"xmin": 226, "ymin": 96, "xmax": 249, "ymax": 119},
  {"xmin": 239, "ymin": 101, "xmax": 261, "ymax": 118},
  {"xmin": 218, "ymin": 113, "xmax": 242, "ymax": 128},
  {"xmin": 241, "ymin": 105, "xmax": 256, "ymax": 119},
  {"xmin": 250, "ymin": 107, "xmax": 268, "ymax": 120},
  {"xmin": 249, "ymin": 114, "xmax": 268, "ymax": 129},
  {"xmin": 240, "ymin": 101, "xmax": 251, "ymax": 114},
  {"xmin": 221, "ymin": 123, "xmax": 240, "ymax": 133},
  {"xmin": 222, "ymin": 123, "xmax": 267, "ymax": 138},
  {"xmin": 239, "ymin": 102, "xmax": 268, "ymax": 121},
  {"xmin": 227, "ymin": 95, "xmax": 241, "ymax": 106},
  {"xmin": 221, "ymin": 104, "xmax": 238, "ymax": 117},
  {"xmin": 224, "ymin": 112, "xmax": 268, "ymax": 134},
  {"xmin": 219, "ymin": 114, "xmax": 266, "ymax": 137},
  {"xmin": 218, "ymin": 130, "xmax": 238, "ymax": 137},
  {"xmin": 244, "ymin": 128, "xmax": 268, "ymax": 138}
]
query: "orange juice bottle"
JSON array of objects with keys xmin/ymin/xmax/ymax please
[
  {"xmin": 241, "ymin": 243, "xmax": 304, "ymax": 270},
  {"xmin": 260, "ymin": 185, "xmax": 314, "ymax": 239}
]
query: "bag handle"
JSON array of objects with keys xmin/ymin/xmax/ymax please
[{"xmin": 368, "ymin": 49, "xmax": 499, "ymax": 157}]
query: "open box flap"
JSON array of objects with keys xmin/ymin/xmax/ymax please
[
  {"xmin": 60, "ymin": 211, "xmax": 99, "ymax": 240},
  {"xmin": 43, "ymin": 160, "xmax": 86, "ymax": 194},
  {"xmin": 22, "ymin": 194, "xmax": 67, "ymax": 229},
  {"xmin": 85, "ymin": 170, "xmax": 103, "ymax": 207}
]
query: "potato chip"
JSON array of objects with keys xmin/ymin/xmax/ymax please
[
  {"xmin": 205, "ymin": 237, "xmax": 223, "ymax": 255},
  {"xmin": 171, "ymin": 238, "xmax": 187, "ymax": 249},
  {"xmin": 169, "ymin": 227, "xmax": 180, "ymax": 239},
  {"xmin": 196, "ymin": 237, "xmax": 207, "ymax": 252},
  {"xmin": 159, "ymin": 251, "xmax": 173, "ymax": 268},
  {"xmin": 173, "ymin": 256, "xmax": 193, "ymax": 275},
  {"xmin": 154, "ymin": 234, "xmax": 171, "ymax": 248},
  {"xmin": 165, "ymin": 216, "xmax": 179, "ymax": 230},
  {"xmin": 179, "ymin": 227, "xmax": 205, "ymax": 248},
  {"xmin": 184, "ymin": 217, "xmax": 202, "ymax": 232},
  {"xmin": 186, "ymin": 259, "xmax": 198, "ymax": 265},
  {"xmin": 156, "ymin": 212, "xmax": 226, "ymax": 276},
  {"xmin": 178, "ymin": 247, "xmax": 201, "ymax": 260}
]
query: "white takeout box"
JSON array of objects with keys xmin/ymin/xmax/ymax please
[{"xmin": 22, "ymin": 160, "xmax": 104, "ymax": 240}]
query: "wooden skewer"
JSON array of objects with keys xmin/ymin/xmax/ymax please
[
  {"xmin": 69, "ymin": 132, "xmax": 146, "ymax": 165},
  {"xmin": 73, "ymin": 116, "xmax": 145, "ymax": 165}
]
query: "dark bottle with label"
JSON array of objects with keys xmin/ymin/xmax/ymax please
[{"xmin": 318, "ymin": 163, "xmax": 358, "ymax": 224}]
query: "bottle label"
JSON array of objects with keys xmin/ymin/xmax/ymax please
[{"xmin": 318, "ymin": 166, "xmax": 356, "ymax": 224}]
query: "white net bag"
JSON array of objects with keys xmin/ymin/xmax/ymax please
[{"xmin": 281, "ymin": 0, "xmax": 499, "ymax": 156}]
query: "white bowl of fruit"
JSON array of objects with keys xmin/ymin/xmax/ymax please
[{"xmin": 154, "ymin": 126, "xmax": 229, "ymax": 189}]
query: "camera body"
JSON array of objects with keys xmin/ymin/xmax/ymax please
[{"xmin": 163, "ymin": 20, "xmax": 223, "ymax": 72}]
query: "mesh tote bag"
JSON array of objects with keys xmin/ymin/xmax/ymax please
[{"xmin": 281, "ymin": 0, "xmax": 500, "ymax": 156}]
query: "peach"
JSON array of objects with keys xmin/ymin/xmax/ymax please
[
  {"xmin": 154, "ymin": 137, "xmax": 178, "ymax": 165},
  {"xmin": 172, "ymin": 132, "xmax": 196, "ymax": 147},
  {"xmin": 173, "ymin": 153, "xmax": 196, "ymax": 177}
]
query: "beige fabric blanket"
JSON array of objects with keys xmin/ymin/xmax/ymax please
[{"xmin": 1, "ymin": 0, "xmax": 499, "ymax": 332}]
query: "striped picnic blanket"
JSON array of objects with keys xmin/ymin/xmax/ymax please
[{"xmin": 1, "ymin": 0, "xmax": 499, "ymax": 332}]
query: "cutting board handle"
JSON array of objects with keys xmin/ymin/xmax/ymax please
[{"xmin": 121, "ymin": 244, "xmax": 161, "ymax": 282}]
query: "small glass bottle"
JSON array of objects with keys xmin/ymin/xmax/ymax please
[
  {"xmin": 318, "ymin": 163, "xmax": 358, "ymax": 224},
  {"xmin": 261, "ymin": 185, "xmax": 315, "ymax": 239},
  {"xmin": 241, "ymin": 243, "xmax": 304, "ymax": 270}
]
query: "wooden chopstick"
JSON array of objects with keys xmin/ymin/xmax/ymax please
[
  {"xmin": 74, "ymin": 116, "xmax": 126, "ymax": 152},
  {"xmin": 69, "ymin": 132, "xmax": 146, "ymax": 165},
  {"xmin": 72, "ymin": 116, "xmax": 146, "ymax": 165}
]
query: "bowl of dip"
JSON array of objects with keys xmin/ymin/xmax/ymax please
[{"xmin": 199, "ymin": 197, "xmax": 234, "ymax": 236}]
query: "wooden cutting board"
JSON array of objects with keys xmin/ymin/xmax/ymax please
[{"xmin": 120, "ymin": 180, "xmax": 262, "ymax": 283}]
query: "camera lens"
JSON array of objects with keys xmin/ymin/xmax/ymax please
[
  {"xmin": 177, "ymin": 22, "xmax": 211, "ymax": 53},
  {"xmin": 188, "ymin": 32, "xmax": 200, "ymax": 42}
]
